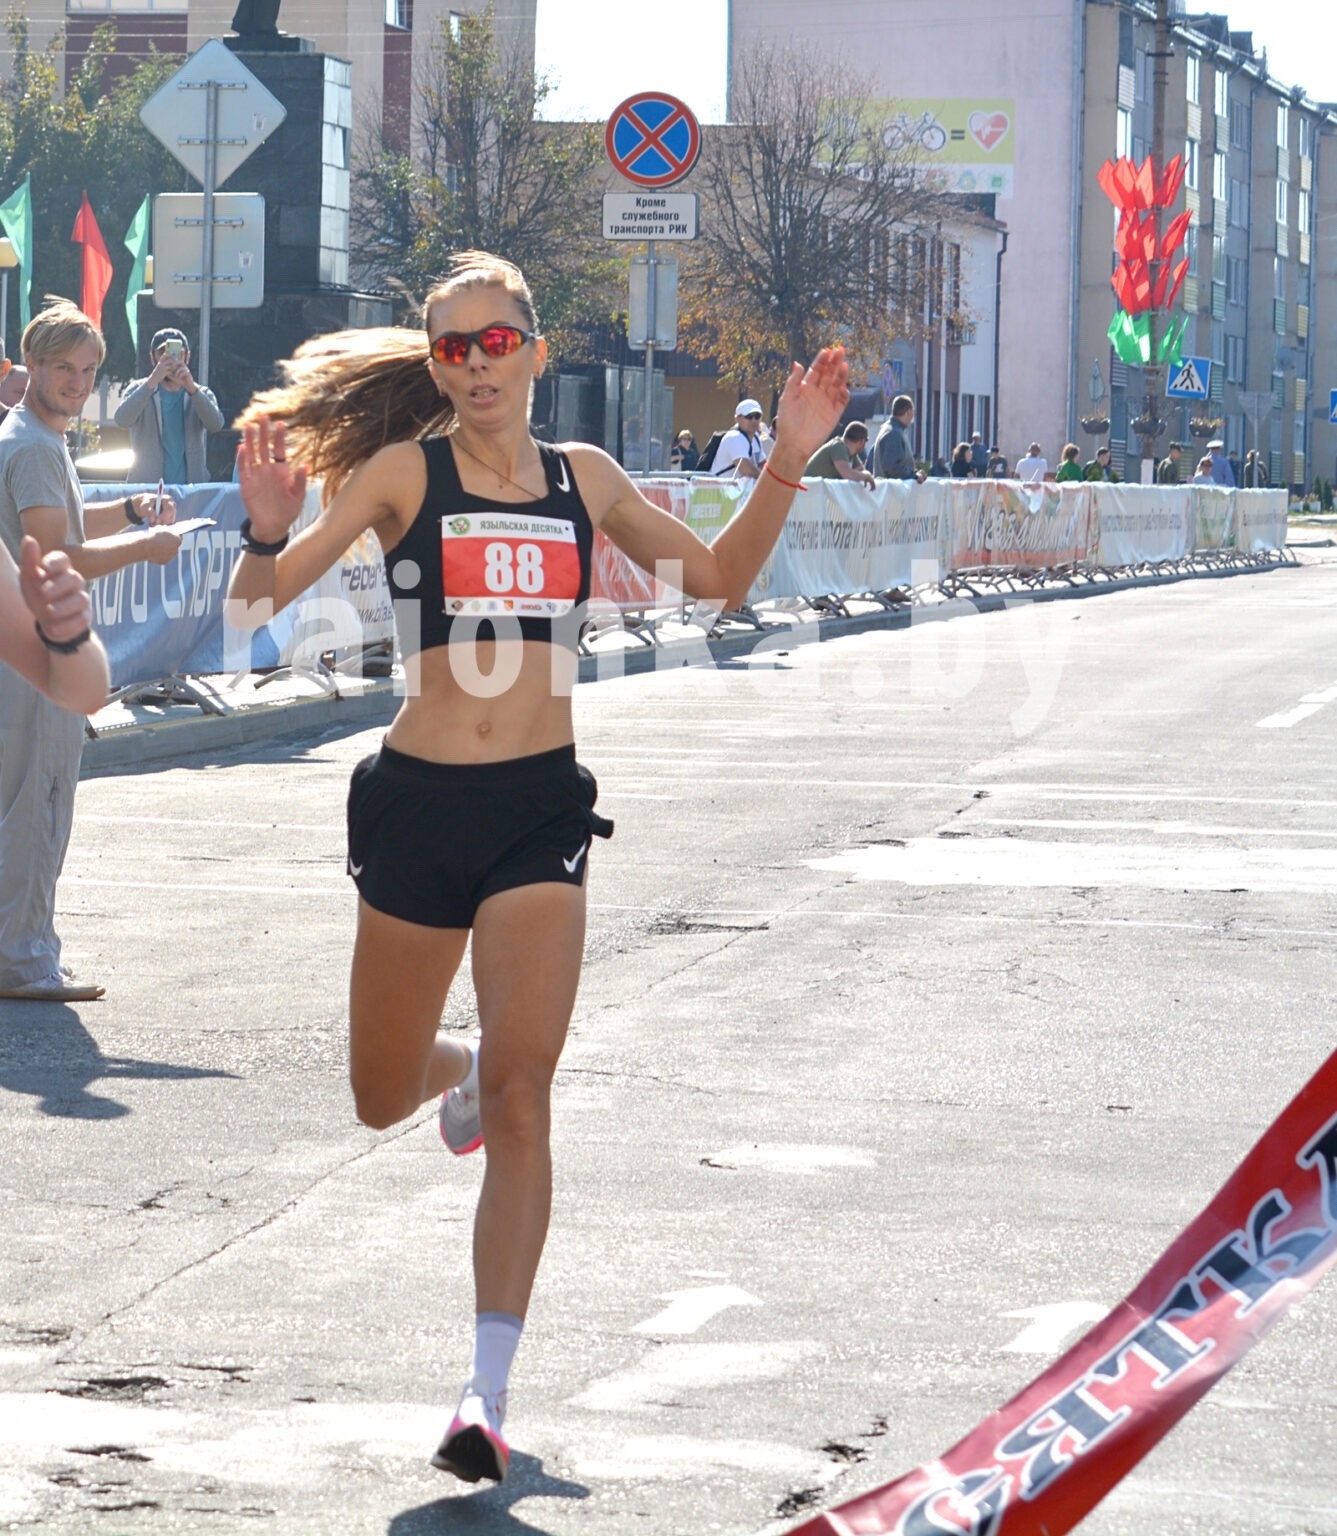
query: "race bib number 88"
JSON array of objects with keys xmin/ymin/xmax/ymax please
[{"xmin": 441, "ymin": 512, "xmax": 581, "ymax": 617}]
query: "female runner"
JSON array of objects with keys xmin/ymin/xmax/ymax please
[{"xmin": 228, "ymin": 250, "xmax": 848, "ymax": 1483}]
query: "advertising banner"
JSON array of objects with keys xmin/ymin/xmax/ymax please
[
  {"xmin": 786, "ymin": 1047, "xmax": 1337, "ymax": 1536},
  {"xmin": 591, "ymin": 479, "xmax": 694, "ymax": 613},
  {"xmin": 1091, "ymin": 484, "xmax": 1195, "ymax": 567},
  {"xmin": 1233, "ymin": 489, "xmax": 1288, "ymax": 556},
  {"xmin": 1192, "ymin": 485, "xmax": 1236, "ymax": 552},
  {"xmin": 942, "ymin": 481, "xmax": 1095, "ymax": 571},
  {"xmin": 865, "ymin": 98, "xmax": 1015, "ymax": 196},
  {"xmin": 752, "ymin": 480, "xmax": 946, "ymax": 600},
  {"xmin": 88, "ymin": 483, "xmax": 393, "ymax": 688}
]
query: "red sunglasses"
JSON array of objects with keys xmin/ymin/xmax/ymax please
[{"xmin": 429, "ymin": 324, "xmax": 538, "ymax": 367}]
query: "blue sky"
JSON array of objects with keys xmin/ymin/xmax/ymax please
[{"xmin": 533, "ymin": 1, "xmax": 1334, "ymax": 123}]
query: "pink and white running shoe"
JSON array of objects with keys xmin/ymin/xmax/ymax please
[{"xmin": 431, "ymin": 1377, "xmax": 509, "ymax": 1483}]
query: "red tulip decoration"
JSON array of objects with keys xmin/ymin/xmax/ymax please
[{"xmin": 1100, "ymin": 153, "xmax": 1189, "ymax": 368}]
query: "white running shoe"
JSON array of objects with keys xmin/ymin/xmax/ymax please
[
  {"xmin": 438, "ymin": 1033, "xmax": 482, "ymax": 1155},
  {"xmin": 430, "ymin": 1376, "xmax": 509, "ymax": 1482}
]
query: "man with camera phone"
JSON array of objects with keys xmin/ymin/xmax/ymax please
[{"xmin": 114, "ymin": 327, "xmax": 224, "ymax": 486}]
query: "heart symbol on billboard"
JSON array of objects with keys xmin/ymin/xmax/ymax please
[{"xmin": 968, "ymin": 111, "xmax": 1010, "ymax": 152}]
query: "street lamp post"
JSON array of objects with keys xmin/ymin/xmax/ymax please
[{"xmin": 1139, "ymin": 0, "xmax": 1174, "ymax": 480}]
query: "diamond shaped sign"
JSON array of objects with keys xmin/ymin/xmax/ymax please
[{"xmin": 139, "ymin": 39, "xmax": 286, "ymax": 189}]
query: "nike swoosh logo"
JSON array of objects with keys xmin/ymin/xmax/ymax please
[
  {"xmin": 562, "ymin": 841, "xmax": 588, "ymax": 874},
  {"xmin": 555, "ymin": 459, "xmax": 571, "ymax": 493},
  {"xmin": 348, "ymin": 859, "xmax": 364, "ymax": 877}
]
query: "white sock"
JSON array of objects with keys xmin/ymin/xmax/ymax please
[{"xmin": 470, "ymin": 1311, "xmax": 523, "ymax": 1399}]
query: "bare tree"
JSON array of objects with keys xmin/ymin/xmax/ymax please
[
  {"xmin": 351, "ymin": 4, "xmax": 615, "ymax": 347},
  {"xmin": 681, "ymin": 44, "xmax": 948, "ymax": 399}
]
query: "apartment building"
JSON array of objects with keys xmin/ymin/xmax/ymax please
[{"xmin": 729, "ymin": 0, "xmax": 1337, "ymax": 487}]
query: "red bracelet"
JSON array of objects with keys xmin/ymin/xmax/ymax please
[{"xmin": 763, "ymin": 462, "xmax": 808, "ymax": 492}]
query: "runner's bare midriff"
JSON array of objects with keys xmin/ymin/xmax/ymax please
[{"xmin": 383, "ymin": 640, "xmax": 577, "ymax": 763}]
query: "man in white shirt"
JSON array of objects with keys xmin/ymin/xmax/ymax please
[
  {"xmin": 706, "ymin": 398, "xmax": 770, "ymax": 478},
  {"xmin": 1014, "ymin": 441, "xmax": 1048, "ymax": 482}
]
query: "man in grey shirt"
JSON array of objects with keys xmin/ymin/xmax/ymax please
[
  {"xmin": 872, "ymin": 394, "xmax": 926, "ymax": 481},
  {"xmin": 0, "ymin": 301, "xmax": 180, "ymax": 1002}
]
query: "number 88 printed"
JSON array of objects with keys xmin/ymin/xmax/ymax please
[{"xmin": 483, "ymin": 541, "xmax": 545, "ymax": 595}]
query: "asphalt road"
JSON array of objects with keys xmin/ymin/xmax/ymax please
[{"xmin": 2, "ymin": 540, "xmax": 1335, "ymax": 1536}]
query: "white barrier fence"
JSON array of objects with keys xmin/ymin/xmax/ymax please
[{"xmin": 85, "ymin": 478, "xmax": 1289, "ymax": 692}]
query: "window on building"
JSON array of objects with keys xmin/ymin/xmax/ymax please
[
  {"xmin": 1211, "ymin": 322, "xmax": 1225, "ymax": 367},
  {"xmin": 1276, "ymin": 102, "xmax": 1289, "ymax": 149},
  {"xmin": 1214, "ymin": 67, "xmax": 1229, "ymax": 120},
  {"xmin": 1228, "ymin": 176, "xmax": 1248, "ymax": 227},
  {"xmin": 1225, "ymin": 333, "xmax": 1245, "ymax": 384},
  {"xmin": 1229, "ymin": 100, "xmax": 1249, "ymax": 149},
  {"xmin": 385, "ymin": 0, "xmax": 411, "ymax": 25},
  {"xmin": 1299, "ymin": 116, "xmax": 1315, "ymax": 159},
  {"xmin": 449, "ymin": 10, "xmax": 463, "ymax": 40},
  {"xmin": 1274, "ymin": 256, "xmax": 1286, "ymax": 299},
  {"xmin": 1118, "ymin": 110, "xmax": 1133, "ymax": 160},
  {"xmin": 1298, "ymin": 187, "xmax": 1311, "ymax": 236},
  {"xmin": 1119, "ymin": 11, "xmax": 1135, "ymax": 70},
  {"xmin": 1185, "ymin": 223, "xmax": 1199, "ymax": 276},
  {"xmin": 1135, "ymin": 50, "xmax": 1148, "ymax": 104},
  {"xmin": 1186, "ymin": 53, "xmax": 1200, "ymax": 104},
  {"xmin": 1276, "ymin": 179, "xmax": 1288, "ymax": 225},
  {"xmin": 947, "ymin": 243, "xmax": 962, "ymax": 315},
  {"xmin": 1226, "ymin": 255, "xmax": 1246, "ymax": 306},
  {"xmin": 1213, "ymin": 152, "xmax": 1227, "ymax": 203},
  {"xmin": 1184, "ymin": 137, "xmax": 1198, "ymax": 189}
]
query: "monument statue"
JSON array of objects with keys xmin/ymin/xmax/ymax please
[{"xmin": 230, "ymin": 0, "xmax": 281, "ymax": 35}]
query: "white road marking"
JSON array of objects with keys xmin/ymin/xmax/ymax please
[
  {"xmin": 632, "ymin": 1285, "xmax": 761, "ymax": 1336},
  {"xmin": 808, "ymin": 838, "xmax": 1337, "ymax": 893},
  {"xmin": 569, "ymin": 1342, "xmax": 818, "ymax": 1412},
  {"xmin": 1258, "ymin": 681, "xmax": 1337, "ymax": 727},
  {"xmin": 1001, "ymin": 1301, "xmax": 1107, "ymax": 1355}
]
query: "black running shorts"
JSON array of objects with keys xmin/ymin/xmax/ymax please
[{"xmin": 346, "ymin": 741, "xmax": 614, "ymax": 929}]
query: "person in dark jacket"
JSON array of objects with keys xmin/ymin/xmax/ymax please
[
  {"xmin": 1242, "ymin": 449, "xmax": 1268, "ymax": 488},
  {"xmin": 871, "ymin": 394, "xmax": 925, "ymax": 481},
  {"xmin": 950, "ymin": 442, "xmax": 975, "ymax": 477},
  {"xmin": 1083, "ymin": 445, "xmax": 1119, "ymax": 482},
  {"xmin": 1156, "ymin": 442, "xmax": 1183, "ymax": 484}
]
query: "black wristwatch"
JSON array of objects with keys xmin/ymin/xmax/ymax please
[{"xmin": 123, "ymin": 496, "xmax": 145, "ymax": 526}]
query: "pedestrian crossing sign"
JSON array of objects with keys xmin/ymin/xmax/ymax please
[{"xmin": 1166, "ymin": 356, "xmax": 1211, "ymax": 398}]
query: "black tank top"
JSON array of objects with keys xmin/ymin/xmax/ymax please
[{"xmin": 386, "ymin": 438, "xmax": 594, "ymax": 655}]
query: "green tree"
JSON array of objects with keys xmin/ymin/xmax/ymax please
[
  {"xmin": 351, "ymin": 3, "xmax": 616, "ymax": 354},
  {"xmin": 0, "ymin": 14, "xmax": 184, "ymax": 381},
  {"xmin": 680, "ymin": 43, "xmax": 948, "ymax": 401}
]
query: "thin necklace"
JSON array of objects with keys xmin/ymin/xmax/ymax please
[{"xmin": 449, "ymin": 433, "xmax": 544, "ymax": 501}]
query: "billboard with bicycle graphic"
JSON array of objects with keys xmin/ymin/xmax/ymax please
[{"xmin": 870, "ymin": 98, "xmax": 1015, "ymax": 195}]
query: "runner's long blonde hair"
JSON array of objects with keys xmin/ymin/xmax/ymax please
[{"xmin": 234, "ymin": 252, "xmax": 540, "ymax": 503}]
